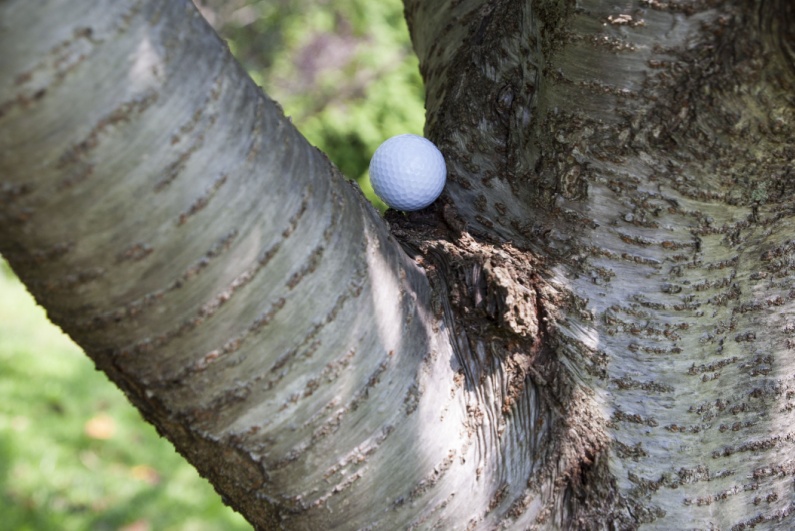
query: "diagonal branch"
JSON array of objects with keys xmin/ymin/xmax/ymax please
[{"xmin": 0, "ymin": 1, "xmax": 467, "ymax": 527}]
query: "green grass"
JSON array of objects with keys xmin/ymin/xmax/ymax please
[{"xmin": 0, "ymin": 260, "xmax": 250, "ymax": 530}]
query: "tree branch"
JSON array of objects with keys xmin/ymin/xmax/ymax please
[
  {"xmin": 404, "ymin": 0, "xmax": 795, "ymax": 527},
  {"xmin": 0, "ymin": 1, "xmax": 467, "ymax": 527}
]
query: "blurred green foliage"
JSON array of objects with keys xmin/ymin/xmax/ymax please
[
  {"xmin": 1, "ymin": 0, "xmax": 423, "ymax": 528},
  {"xmin": 197, "ymin": 0, "xmax": 426, "ymax": 210}
]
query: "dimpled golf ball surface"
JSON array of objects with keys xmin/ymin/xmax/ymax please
[{"xmin": 369, "ymin": 134, "xmax": 446, "ymax": 211}]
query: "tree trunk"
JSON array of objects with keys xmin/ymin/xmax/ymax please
[{"xmin": 1, "ymin": 0, "xmax": 793, "ymax": 529}]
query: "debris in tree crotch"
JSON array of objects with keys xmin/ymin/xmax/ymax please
[{"xmin": 481, "ymin": 260, "xmax": 539, "ymax": 338}]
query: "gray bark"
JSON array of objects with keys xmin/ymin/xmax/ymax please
[
  {"xmin": 0, "ymin": 1, "xmax": 460, "ymax": 528},
  {"xmin": 405, "ymin": 0, "xmax": 795, "ymax": 527},
  {"xmin": 1, "ymin": 0, "xmax": 793, "ymax": 529}
]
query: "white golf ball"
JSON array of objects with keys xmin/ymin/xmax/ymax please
[{"xmin": 368, "ymin": 134, "xmax": 446, "ymax": 211}]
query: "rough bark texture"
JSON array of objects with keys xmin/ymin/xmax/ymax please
[
  {"xmin": 1, "ymin": 0, "xmax": 794, "ymax": 529},
  {"xmin": 0, "ymin": 2, "xmax": 459, "ymax": 528},
  {"xmin": 403, "ymin": 0, "xmax": 795, "ymax": 527}
]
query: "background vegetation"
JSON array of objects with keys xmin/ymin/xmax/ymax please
[
  {"xmin": 0, "ymin": 0, "xmax": 424, "ymax": 528},
  {"xmin": 196, "ymin": 0, "xmax": 426, "ymax": 209}
]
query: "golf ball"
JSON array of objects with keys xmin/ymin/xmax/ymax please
[{"xmin": 368, "ymin": 134, "xmax": 446, "ymax": 211}]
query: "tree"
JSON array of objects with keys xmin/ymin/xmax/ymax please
[{"xmin": 1, "ymin": 0, "xmax": 793, "ymax": 528}]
